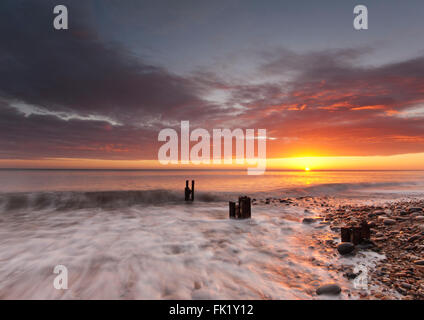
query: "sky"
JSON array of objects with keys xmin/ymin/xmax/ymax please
[{"xmin": 1, "ymin": 0, "xmax": 424, "ymax": 170}]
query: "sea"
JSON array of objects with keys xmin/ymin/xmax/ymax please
[{"xmin": 0, "ymin": 169, "xmax": 423, "ymax": 299}]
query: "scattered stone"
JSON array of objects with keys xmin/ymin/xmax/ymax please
[
  {"xmin": 401, "ymin": 283, "xmax": 412, "ymax": 290},
  {"xmin": 377, "ymin": 216, "xmax": 388, "ymax": 222},
  {"xmin": 344, "ymin": 272, "xmax": 359, "ymax": 280},
  {"xmin": 337, "ymin": 242, "xmax": 355, "ymax": 255},
  {"xmin": 383, "ymin": 219, "xmax": 396, "ymax": 226},
  {"xmin": 316, "ymin": 284, "xmax": 341, "ymax": 295},
  {"xmin": 396, "ymin": 287, "xmax": 407, "ymax": 295},
  {"xmin": 407, "ymin": 235, "xmax": 421, "ymax": 242},
  {"xmin": 374, "ymin": 211, "xmax": 386, "ymax": 216},
  {"xmin": 302, "ymin": 218, "xmax": 317, "ymax": 224}
]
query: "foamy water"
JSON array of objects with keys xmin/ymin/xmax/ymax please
[
  {"xmin": 0, "ymin": 200, "xmax": 352, "ymax": 299},
  {"xmin": 0, "ymin": 170, "xmax": 422, "ymax": 299}
]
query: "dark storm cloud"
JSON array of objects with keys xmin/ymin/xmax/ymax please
[
  {"xmin": 0, "ymin": 0, "xmax": 231, "ymax": 160},
  {"xmin": 0, "ymin": 101, "xmax": 161, "ymax": 159},
  {"xmin": 0, "ymin": 0, "xmax": 219, "ymax": 126}
]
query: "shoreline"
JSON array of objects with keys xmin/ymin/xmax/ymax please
[{"xmin": 255, "ymin": 196, "xmax": 424, "ymax": 299}]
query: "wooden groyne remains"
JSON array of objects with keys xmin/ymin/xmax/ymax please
[
  {"xmin": 229, "ymin": 196, "xmax": 252, "ymax": 219},
  {"xmin": 183, "ymin": 180, "xmax": 252, "ymax": 219},
  {"xmin": 184, "ymin": 180, "xmax": 195, "ymax": 201},
  {"xmin": 341, "ymin": 220, "xmax": 371, "ymax": 245}
]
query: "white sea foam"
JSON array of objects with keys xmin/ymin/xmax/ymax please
[{"xmin": 0, "ymin": 201, "xmax": 355, "ymax": 300}]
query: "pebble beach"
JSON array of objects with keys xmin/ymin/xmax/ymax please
[{"xmin": 254, "ymin": 196, "xmax": 424, "ymax": 299}]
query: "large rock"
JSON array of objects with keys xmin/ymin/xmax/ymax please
[
  {"xmin": 337, "ymin": 242, "xmax": 355, "ymax": 255},
  {"xmin": 316, "ymin": 284, "xmax": 341, "ymax": 295}
]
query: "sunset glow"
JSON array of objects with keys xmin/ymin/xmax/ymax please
[
  {"xmin": 2, "ymin": 152, "xmax": 424, "ymax": 171},
  {"xmin": 0, "ymin": 2, "xmax": 424, "ymax": 171}
]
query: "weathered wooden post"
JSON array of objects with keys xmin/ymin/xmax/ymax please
[
  {"xmin": 229, "ymin": 201, "xmax": 236, "ymax": 218},
  {"xmin": 239, "ymin": 196, "xmax": 251, "ymax": 219},
  {"xmin": 184, "ymin": 180, "xmax": 195, "ymax": 201},
  {"xmin": 185, "ymin": 180, "xmax": 191, "ymax": 201},
  {"xmin": 229, "ymin": 196, "xmax": 251, "ymax": 219},
  {"xmin": 191, "ymin": 180, "xmax": 195, "ymax": 201},
  {"xmin": 341, "ymin": 221, "xmax": 371, "ymax": 245},
  {"xmin": 360, "ymin": 220, "xmax": 370, "ymax": 240},
  {"xmin": 341, "ymin": 227, "xmax": 352, "ymax": 242},
  {"xmin": 351, "ymin": 227, "xmax": 362, "ymax": 245}
]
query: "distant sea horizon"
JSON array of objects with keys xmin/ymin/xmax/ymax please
[{"xmin": 1, "ymin": 168, "xmax": 424, "ymax": 172}]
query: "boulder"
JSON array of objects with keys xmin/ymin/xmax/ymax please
[
  {"xmin": 316, "ymin": 284, "xmax": 341, "ymax": 295},
  {"xmin": 337, "ymin": 242, "xmax": 355, "ymax": 255}
]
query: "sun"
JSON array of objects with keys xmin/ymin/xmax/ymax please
[{"xmin": 305, "ymin": 167, "xmax": 310, "ymax": 171}]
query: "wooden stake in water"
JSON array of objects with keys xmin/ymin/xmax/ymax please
[
  {"xmin": 229, "ymin": 201, "xmax": 236, "ymax": 218},
  {"xmin": 229, "ymin": 196, "xmax": 251, "ymax": 219},
  {"xmin": 185, "ymin": 180, "xmax": 195, "ymax": 201},
  {"xmin": 191, "ymin": 180, "xmax": 195, "ymax": 202}
]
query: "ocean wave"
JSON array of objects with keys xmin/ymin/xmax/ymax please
[
  {"xmin": 0, "ymin": 190, "xmax": 226, "ymax": 212},
  {"xmin": 287, "ymin": 181, "xmax": 417, "ymax": 195}
]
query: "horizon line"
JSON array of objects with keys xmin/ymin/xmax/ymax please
[{"xmin": 1, "ymin": 168, "xmax": 424, "ymax": 172}]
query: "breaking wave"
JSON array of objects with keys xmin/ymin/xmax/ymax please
[
  {"xmin": 0, "ymin": 190, "xmax": 226, "ymax": 212},
  {"xmin": 0, "ymin": 180, "xmax": 421, "ymax": 212}
]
